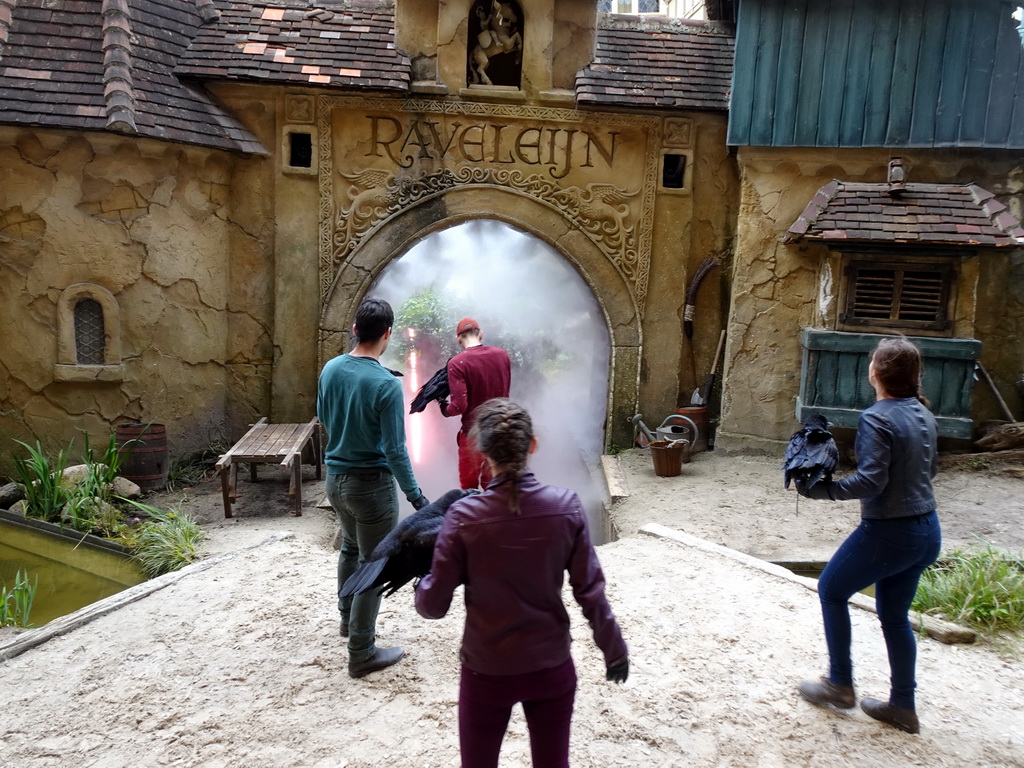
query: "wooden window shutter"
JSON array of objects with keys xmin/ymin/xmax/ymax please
[{"xmin": 840, "ymin": 258, "xmax": 954, "ymax": 334}]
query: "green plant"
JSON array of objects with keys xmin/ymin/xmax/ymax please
[
  {"xmin": 913, "ymin": 543, "xmax": 1024, "ymax": 633},
  {"xmin": 120, "ymin": 499, "xmax": 203, "ymax": 577},
  {"xmin": 12, "ymin": 439, "xmax": 70, "ymax": 522},
  {"xmin": 0, "ymin": 569, "xmax": 38, "ymax": 628},
  {"xmin": 167, "ymin": 447, "xmax": 224, "ymax": 491},
  {"xmin": 81, "ymin": 430, "xmax": 130, "ymax": 489}
]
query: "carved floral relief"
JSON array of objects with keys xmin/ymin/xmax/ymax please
[{"xmin": 318, "ymin": 97, "xmax": 659, "ymax": 315}]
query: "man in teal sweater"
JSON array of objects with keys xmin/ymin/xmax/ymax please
[{"xmin": 317, "ymin": 298, "xmax": 428, "ymax": 679}]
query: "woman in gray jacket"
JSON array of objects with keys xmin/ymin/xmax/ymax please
[{"xmin": 796, "ymin": 337, "xmax": 941, "ymax": 734}]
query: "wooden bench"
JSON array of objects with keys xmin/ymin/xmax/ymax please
[{"xmin": 215, "ymin": 417, "xmax": 322, "ymax": 518}]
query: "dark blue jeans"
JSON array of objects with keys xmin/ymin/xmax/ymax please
[
  {"xmin": 818, "ymin": 511, "xmax": 941, "ymax": 710},
  {"xmin": 326, "ymin": 471, "xmax": 399, "ymax": 663}
]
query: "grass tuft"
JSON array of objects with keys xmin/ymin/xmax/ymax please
[
  {"xmin": 1, "ymin": 569, "xmax": 38, "ymax": 628},
  {"xmin": 119, "ymin": 499, "xmax": 204, "ymax": 577},
  {"xmin": 913, "ymin": 542, "xmax": 1024, "ymax": 633}
]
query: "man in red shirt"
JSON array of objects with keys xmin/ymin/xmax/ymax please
[{"xmin": 442, "ymin": 318, "xmax": 512, "ymax": 489}]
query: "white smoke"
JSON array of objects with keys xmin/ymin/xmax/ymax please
[{"xmin": 371, "ymin": 219, "xmax": 611, "ymax": 539}]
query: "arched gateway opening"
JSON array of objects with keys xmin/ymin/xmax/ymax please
[
  {"xmin": 370, "ymin": 219, "xmax": 610, "ymax": 529},
  {"xmin": 320, "ymin": 186, "xmax": 642, "ymax": 540}
]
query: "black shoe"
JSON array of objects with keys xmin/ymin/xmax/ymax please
[
  {"xmin": 348, "ymin": 646, "xmax": 404, "ymax": 679},
  {"xmin": 340, "ymin": 619, "xmax": 349, "ymax": 638},
  {"xmin": 797, "ymin": 677, "xmax": 856, "ymax": 709},
  {"xmin": 860, "ymin": 697, "xmax": 920, "ymax": 734}
]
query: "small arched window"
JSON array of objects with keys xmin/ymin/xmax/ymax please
[
  {"xmin": 55, "ymin": 283, "xmax": 124, "ymax": 382},
  {"xmin": 74, "ymin": 298, "xmax": 106, "ymax": 364}
]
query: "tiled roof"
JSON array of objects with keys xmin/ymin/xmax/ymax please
[
  {"xmin": 576, "ymin": 16, "xmax": 734, "ymax": 112},
  {"xmin": 787, "ymin": 181, "xmax": 1024, "ymax": 247},
  {"xmin": 175, "ymin": 1, "xmax": 410, "ymax": 92},
  {"xmin": 0, "ymin": 0, "xmax": 265, "ymax": 154}
]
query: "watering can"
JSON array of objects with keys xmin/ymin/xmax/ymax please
[{"xmin": 654, "ymin": 414, "xmax": 699, "ymax": 446}]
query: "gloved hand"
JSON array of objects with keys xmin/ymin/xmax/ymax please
[
  {"xmin": 606, "ymin": 659, "xmax": 629, "ymax": 684},
  {"xmin": 411, "ymin": 494, "xmax": 430, "ymax": 510},
  {"xmin": 438, "ymin": 398, "xmax": 449, "ymax": 416},
  {"xmin": 796, "ymin": 479, "xmax": 834, "ymax": 500}
]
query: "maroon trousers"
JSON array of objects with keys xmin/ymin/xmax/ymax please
[
  {"xmin": 459, "ymin": 658, "xmax": 577, "ymax": 768},
  {"xmin": 457, "ymin": 431, "xmax": 493, "ymax": 490}
]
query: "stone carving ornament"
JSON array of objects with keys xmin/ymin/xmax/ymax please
[
  {"xmin": 317, "ymin": 96, "xmax": 659, "ymax": 315},
  {"xmin": 469, "ymin": 0, "xmax": 523, "ymax": 86}
]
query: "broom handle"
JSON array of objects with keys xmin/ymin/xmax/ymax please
[{"xmin": 977, "ymin": 362, "xmax": 1015, "ymax": 422}]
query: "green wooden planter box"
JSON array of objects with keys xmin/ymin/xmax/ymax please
[{"xmin": 797, "ymin": 329, "xmax": 980, "ymax": 438}]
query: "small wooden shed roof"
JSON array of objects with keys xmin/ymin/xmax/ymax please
[{"xmin": 786, "ymin": 181, "xmax": 1024, "ymax": 247}]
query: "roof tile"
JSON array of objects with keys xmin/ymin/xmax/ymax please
[{"xmin": 786, "ymin": 181, "xmax": 1024, "ymax": 247}]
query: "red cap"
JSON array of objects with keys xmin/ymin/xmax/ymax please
[{"xmin": 456, "ymin": 317, "xmax": 479, "ymax": 335}]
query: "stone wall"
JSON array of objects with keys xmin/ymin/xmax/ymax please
[
  {"xmin": 0, "ymin": 126, "xmax": 275, "ymax": 470},
  {"xmin": 717, "ymin": 147, "xmax": 1024, "ymax": 454}
]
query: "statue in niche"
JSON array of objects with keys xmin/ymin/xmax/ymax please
[{"xmin": 468, "ymin": 0, "xmax": 523, "ymax": 87}]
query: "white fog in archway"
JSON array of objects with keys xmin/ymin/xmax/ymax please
[{"xmin": 370, "ymin": 219, "xmax": 611, "ymax": 538}]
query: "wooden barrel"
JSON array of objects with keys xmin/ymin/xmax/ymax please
[
  {"xmin": 115, "ymin": 423, "xmax": 169, "ymax": 492},
  {"xmin": 675, "ymin": 406, "xmax": 710, "ymax": 452}
]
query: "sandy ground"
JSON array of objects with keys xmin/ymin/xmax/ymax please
[{"xmin": 1, "ymin": 450, "xmax": 1022, "ymax": 767}]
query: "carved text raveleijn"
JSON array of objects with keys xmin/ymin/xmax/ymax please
[{"xmin": 363, "ymin": 115, "xmax": 619, "ymax": 180}]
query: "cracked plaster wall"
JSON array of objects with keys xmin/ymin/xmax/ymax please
[
  {"xmin": 0, "ymin": 126, "xmax": 274, "ymax": 470},
  {"xmin": 717, "ymin": 147, "xmax": 1024, "ymax": 454}
]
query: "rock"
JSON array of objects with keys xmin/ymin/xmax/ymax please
[
  {"xmin": 112, "ymin": 476, "xmax": 142, "ymax": 499},
  {"xmin": 61, "ymin": 464, "xmax": 92, "ymax": 489},
  {"xmin": 8, "ymin": 500, "xmax": 28, "ymax": 516},
  {"xmin": 0, "ymin": 481, "xmax": 24, "ymax": 509}
]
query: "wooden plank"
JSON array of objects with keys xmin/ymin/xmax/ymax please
[
  {"xmin": 984, "ymin": 5, "xmax": 1024, "ymax": 146},
  {"xmin": 215, "ymin": 417, "xmax": 268, "ymax": 469},
  {"xmin": 815, "ymin": 1, "xmax": 854, "ymax": 146},
  {"xmin": 770, "ymin": 0, "xmax": 808, "ymax": 146},
  {"xmin": 725, "ymin": 0, "xmax": 763, "ymax": 146},
  {"xmin": 1008, "ymin": 22, "xmax": 1024, "ymax": 148},
  {"xmin": 835, "ymin": 350, "xmax": 863, "ymax": 409},
  {"xmin": 749, "ymin": 0, "xmax": 786, "ymax": 146},
  {"xmin": 802, "ymin": 328, "xmax": 981, "ymax": 360},
  {"xmin": 884, "ymin": 0, "xmax": 925, "ymax": 144},
  {"xmin": 862, "ymin": 1, "xmax": 901, "ymax": 144},
  {"xmin": 793, "ymin": 0, "xmax": 829, "ymax": 145},
  {"xmin": 958, "ymin": 2, "xmax": 1000, "ymax": 146},
  {"xmin": 280, "ymin": 420, "xmax": 319, "ymax": 467},
  {"xmin": 838, "ymin": 7, "xmax": 876, "ymax": 146},
  {"xmin": 934, "ymin": 2, "xmax": 975, "ymax": 146},
  {"xmin": 814, "ymin": 351, "xmax": 840, "ymax": 408},
  {"xmin": 909, "ymin": 3, "xmax": 950, "ymax": 145}
]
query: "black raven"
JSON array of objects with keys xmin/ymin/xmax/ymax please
[
  {"xmin": 409, "ymin": 363, "xmax": 450, "ymax": 414},
  {"xmin": 782, "ymin": 413, "xmax": 839, "ymax": 493},
  {"xmin": 339, "ymin": 488, "xmax": 476, "ymax": 599}
]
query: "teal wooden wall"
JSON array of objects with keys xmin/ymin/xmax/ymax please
[
  {"xmin": 729, "ymin": 0, "xmax": 1024, "ymax": 148},
  {"xmin": 797, "ymin": 329, "xmax": 981, "ymax": 438}
]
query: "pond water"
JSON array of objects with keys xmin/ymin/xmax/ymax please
[
  {"xmin": 0, "ymin": 520, "xmax": 146, "ymax": 627},
  {"xmin": 775, "ymin": 561, "xmax": 876, "ymax": 598}
]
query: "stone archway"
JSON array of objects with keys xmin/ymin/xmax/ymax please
[{"xmin": 320, "ymin": 185, "xmax": 641, "ymax": 448}]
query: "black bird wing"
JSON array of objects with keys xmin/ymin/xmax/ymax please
[
  {"xmin": 339, "ymin": 488, "xmax": 475, "ymax": 598},
  {"xmin": 410, "ymin": 364, "xmax": 450, "ymax": 414}
]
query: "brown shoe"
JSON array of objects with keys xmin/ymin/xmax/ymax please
[
  {"xmin": 860, "ymin": 697, "xmax": 920, "ymax": 734},
  {"xmin": 797, "ymin": 677, "xmax": 856, "ymax": 709},
  {"xmin": 348, "ymin": 646, "xmax": 404, "ymax": 679}
]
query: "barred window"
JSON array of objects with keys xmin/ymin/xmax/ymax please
[
  {"xmin": 74, "ymin": 298, "xmax": 106, "ymax": 364},
  {"xmin": 839, "ymin": 256, "xmax": 956, "ymax": 335}
]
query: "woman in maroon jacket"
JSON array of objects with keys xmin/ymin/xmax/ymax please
[{"xmin": 415, "ymin": 398, "xmax": 629, "ymax": 768}]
